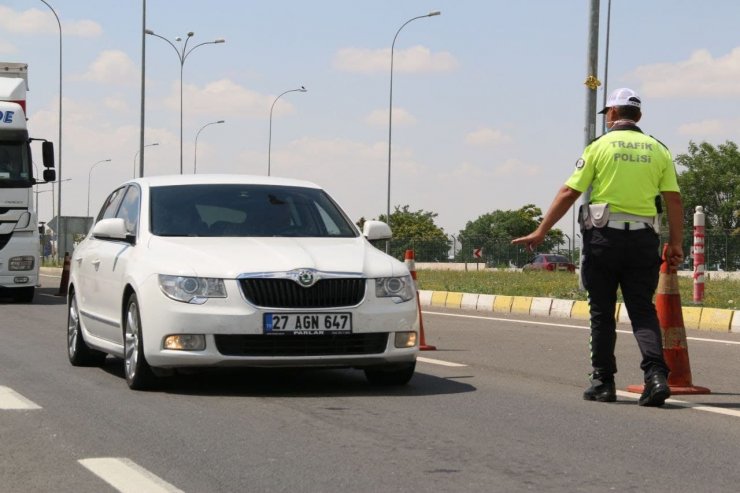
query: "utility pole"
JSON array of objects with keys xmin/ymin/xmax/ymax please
[{"xmin": 577, "ymin": 0, "xmax": 601, "ymax": 288}]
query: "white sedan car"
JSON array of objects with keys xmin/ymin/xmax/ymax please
[{"xmin": 67, "ymin": 174, "xmax": 419, "ymax": 390}]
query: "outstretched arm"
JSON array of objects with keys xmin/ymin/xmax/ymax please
[{"xmin": 511, "ymin": 185, "xmax": 582, "ymax": 251}]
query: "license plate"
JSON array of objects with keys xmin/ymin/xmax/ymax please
[{"xmin": 264, "ymin": 313, "xmax": 352, "ymax": 335}]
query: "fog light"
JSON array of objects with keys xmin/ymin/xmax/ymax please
[
  {"xmin": 14, "ymin": 276, "xmax": 29, "ymax": 284},
  {"xmin": 394, "ymin": 331, "xmax": 418, "ymax": 348},
  {"xmin": 163, "ymin": 334, "xmax": 206, "ymax": 351}
]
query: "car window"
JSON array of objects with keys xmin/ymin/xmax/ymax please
[
  {"xmin": 547, "ymin": 255, "xmax": 570, "ymax": 263},
  {"xmin": 534, "ymin": 256, "xmax": 544, "ymax": 264},
  {"xmin": 116, "ymin": 185, "xmax": 140, "ymax": 235},
  {"xmin": 96, "ymin": 186, "xmax": 127, "ymax": 223},
  {"xmin": 150, "ymin": 184, "xmax": 358, "ymax": 238}
]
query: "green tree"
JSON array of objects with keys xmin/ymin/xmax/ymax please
[
  {"xmin": 458, "ymin": 204, "xmax": 565, "ymax": 266},
  {"xmin": 377, "ymin": 205, "xmax": 449, "ymax": 261},
  {"xmin": 675, "ymin": 140, "xmax": 739, "ymax": 232}
]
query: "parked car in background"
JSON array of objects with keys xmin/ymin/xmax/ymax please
[
  {"xmin": 522, "ymin": 254, "xmax": 576, "ymax": 273},
  {"xmin": 67, "ymin": 174, "xmax": 419, "ymax": 390}
]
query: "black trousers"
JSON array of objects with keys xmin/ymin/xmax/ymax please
[{"xmin": 581, "ymin": 226, "xmax": 669, "ymax": 380}]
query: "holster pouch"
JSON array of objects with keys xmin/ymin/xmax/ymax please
[{"xmin": 579, "ymin": 203, "xmax": 610, "ymax": 230}]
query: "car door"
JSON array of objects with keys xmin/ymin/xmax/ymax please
[{"xmin": 75, "ymin": 186, "xmax": 129, "ymax": 343}]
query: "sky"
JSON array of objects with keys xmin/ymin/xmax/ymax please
[{"xmin": 2, "ymin": 0, "xmax": 740, "ymax": 242}]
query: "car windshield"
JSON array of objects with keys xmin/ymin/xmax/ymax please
[
  {"xmin": 545, "ymin": 255, "xmax": 570, "ymax": 263},
  {"xmin": 150, "ymin": 184, "xmax": 358, "ymax": 238}
]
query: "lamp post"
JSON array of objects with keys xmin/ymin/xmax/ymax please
[
  {"xmin": 133, "ymin": 143, "xmax": 158, "ymax": 178},
  {"xmin": 268, "ymin": 86, "xmax": 306, "ymax": 176},
  {"xmin": 386, "ymin": 11, "xmax": 440, "ymax": 251},
  {"xmin": 145, "ymin": 29, "xmax": 225, "ymax": 174},
  {"xmin": 87, "ymin": 159, "xmax": 111, "ymax": 217},
  {"xmin": 194, "ymin": 120, "xmax": 224, "ymax": 173},
  {"xmin": 38, "ymin": 0, "xmax": 63, "ymax": 260}
]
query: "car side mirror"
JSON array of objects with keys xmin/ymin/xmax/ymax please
[
  {"xmin": 362, "ymin": 220, "xmax": 392, "ymax": 241},
  {"xmin": 43, "ymin": 168, "xmax": 56, "ymax": 182},
  {"xmin": 92, "ymin": 218, "xmax": 128, "ymax": 241}
]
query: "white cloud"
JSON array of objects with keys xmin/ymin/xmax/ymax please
[
  {"xmin": 677, "ymin": 118, "xmax": 740, "ymax": 138},
  {"xmin": 79, "ymin": 51, "xmax": 138, "ymax": 85},
  {"xmin": 170, "ymin": 79, "xmax": 281, "ymax": 117},
  {"xmin": 630, "ymin": 47, "xmax": 740, "ymax": 98},
  {"xmin": 333, "ymin": 45, "xmax": 458, "ymax": 74},
  {"xmin": 104, "ymin": 96, "xmax": 132, "ymax": 113},
  {"xmin": 0, "ymin": 7, "xmax": 102, "ymax": 37},
  {"xmin": 0, "ymin": 40, "xmax": 16, "ymax": 55},
  {"xmin": 465, "ymin": 127, "xmax": 512, "ymax": 146},
  {"xmin": 365, "ymin": 107, "xmax": 417, "ymax": 126}
]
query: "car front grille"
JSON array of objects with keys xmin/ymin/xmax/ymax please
[
  {"xmin": 239, "ymin": 278, "xmax": 365, "ymax": 308},
  {"xmin": 214, "ymin": 333, "xmax": 389, "ymax": 357}
]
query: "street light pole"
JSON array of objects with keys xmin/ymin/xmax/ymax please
[
  {"xmin": 386, "ymin": 11, "xmax": 440, "ymax": 252},
  {"xmin": 145, "ymin": 29, "xmax": 225, "ymax": 174},
  {"xmin": 133, "ymin": 143, "xmax": 158, "ymax": 178},
  {"xmin": 268, "ymin": 87, "xmax": 306, "ymax": 176},
  {"xmin": 87, "ymin": 159, "xmax": 112, "ymax": 218},
  {"xmin": 38, "ymin": 0, "xmax": 63, "ymax": 260},
  {"xmin": 194, "ymin": 120, "xmax": 224, "ymax": 174}
]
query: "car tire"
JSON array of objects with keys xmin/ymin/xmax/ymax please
[
  {"xmin": 123, "ymin": 293, "xmax": 157, "ymax": 390},
  {"xmin": 13, "ymin": 286, "xmax": 34, "ymax": 303},
  {"xmin": 364, "ymin": 362, "xmax": 416, "ymax": 386},
  {"xmin": 67, "ymin": 292, "xmax": 107, "ymax": 366}
]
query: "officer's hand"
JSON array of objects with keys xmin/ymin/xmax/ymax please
[
  {"xmin": 665, "ymin": 243, "xmax": 684, "ymax": 268},
  {"xmin": 512, "ymin": 231, "xmax": 545, "ymax": 252}
]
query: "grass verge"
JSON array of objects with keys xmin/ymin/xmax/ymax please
[{"xmin": 416, "ymin": 270, "xmax": 739, "ymax": 310}]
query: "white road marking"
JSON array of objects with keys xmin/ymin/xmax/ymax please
[
  {"xmin": 424, "ymin": 310, "xmax": 740, "ymax": 419},
  {"xmin": 417, "ymin": 356, "xmax": 468, "ymax": 367},
  {"xmin": 616, "ymin": 391, "xmax": 740, "ymax": 418},
  {"xmin": 0, "ymin": 386, "xmax": 42, "ymax": 410},
  {"xmin": 423, "ymin": 310, "xmax": 740, "ymax": 346},
  {"xmin": 79, "ymin": 458, "xmax": 184, "ymax": 493},
  {"xmin": 40, "ymin": 273, "xmax": 62, "ymax": 279}
]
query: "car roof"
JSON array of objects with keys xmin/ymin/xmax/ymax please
[{"xmin": 125, "ymin": 173, "xmax": 323, "ymax": 190}]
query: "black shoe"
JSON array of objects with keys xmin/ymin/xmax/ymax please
[
  {"xmin": 638, "ymin": 373, "xmax": 671, "ymax": 407},
  {"xmin": 583, "ymin": 378, "xmax": 616, "ymax": 402}
]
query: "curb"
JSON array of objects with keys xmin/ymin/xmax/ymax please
[{"xmin": 420, "ymin": 290, "xmax": 739, "ymax": 333}]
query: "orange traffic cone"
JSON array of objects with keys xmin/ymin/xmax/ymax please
[
  {"xmin": 626, "ymin": 244, "xmax": 710, "ymax": 395},
  {"xmin": 404, "ymin": 249, "xmax": 436, "ymax": 351},
  {"xmin": 56, "ymin": 252, "xmax": 71, "ymax": 297}
]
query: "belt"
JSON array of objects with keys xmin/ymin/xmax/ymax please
[{"xmin": 606, "ymin": 221, "xmax": 650, "ymax": 231}]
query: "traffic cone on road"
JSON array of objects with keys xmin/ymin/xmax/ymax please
[
  {"xmin": 56, "ymin": 252, "xmax": 70, "ymax": 297},
  {"xmin": 405, "ymin": 249, "xmax": 436, "ymax": 351},
  {"xmin": 626, "ymin": 244, "xmax": 710, "ymax": 395}
]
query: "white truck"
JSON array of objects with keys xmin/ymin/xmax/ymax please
[{"xmin": 0, "ymin": 62, "xmax": 55, "ymax": 302}]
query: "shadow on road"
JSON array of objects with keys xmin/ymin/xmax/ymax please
[
  {"xmin": 0, "ymin": 286, "xmax": 66, "ymax": 305},
  {"xmin": 99, "ymin": 358, "xmax": 477, "ymax": 398}
]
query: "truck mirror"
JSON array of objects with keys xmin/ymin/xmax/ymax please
[
  {"xmin": 43, "ymin": 168, "xmax": 56, "ymax": 182},
  {"xmin": 42, "ymin": 141, "xmax": 55, "ymax": 167}
]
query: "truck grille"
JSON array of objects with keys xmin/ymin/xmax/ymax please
[
  {"xmin": 239, "ymin": 278, "xmax": 365, "ymax": 308},
  {"xmin": 215, "ymin": 333, "xmax": 389, "ymax": 357}
]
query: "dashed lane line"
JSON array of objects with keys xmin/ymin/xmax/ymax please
[
  {"xmin": 79, "ymin": 458, "xmax": 184, "ymax": 493},
  {"xmin": 0, "ymin": 386, "xmax": 42, "ymax": 410},
  {"xmin": 417, "ymin": 356, "xmax": 468, "ymax": 367}
]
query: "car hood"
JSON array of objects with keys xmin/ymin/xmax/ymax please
[{"xmin": 145, "ymin": 235, "xmax": 408, "ymax": 279}]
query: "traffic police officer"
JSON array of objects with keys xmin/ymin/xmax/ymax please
[{"xmin": 512, "ymin": 88, "xmax": 684, "ymax": 407}]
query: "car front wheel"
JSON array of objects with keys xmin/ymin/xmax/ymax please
[
  {"xmin": 124, "ymin": 293, "xmax": 157, "ymax": 390},
  {"xmin": 364, "ymin": 362, "xmax": 416, "ymax": 386},
  {"xmin": 67, "ymin": 292, "xmax": 107, "ymax": 366}
]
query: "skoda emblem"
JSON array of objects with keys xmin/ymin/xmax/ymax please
[{"xmin": 296, "ymin": 269, "xmax": 315, "ymax": 287}]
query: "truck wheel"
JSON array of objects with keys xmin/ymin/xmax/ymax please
[
  {"xmin": 13, "ymin": 287, "xmax": 34, "ymax": 303},
  {"xmin": 67, "ymin": 292, "xmax": 107, "ymax": 366},
  {"xmin": 123, "ymin": 293, "xmax": 157, "ymax": 390},
  {"xmin": 364, "ymin": 362, "xmax": 416, "ymax": 386}
]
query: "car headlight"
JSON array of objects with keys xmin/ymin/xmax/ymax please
[
  {"xmin": 375, "ymin": 275, "xmax": 415, "ymax": 303},
  {"xmin": 158, "ymin": 275, "xmax": 227, "ymax": 304}
]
